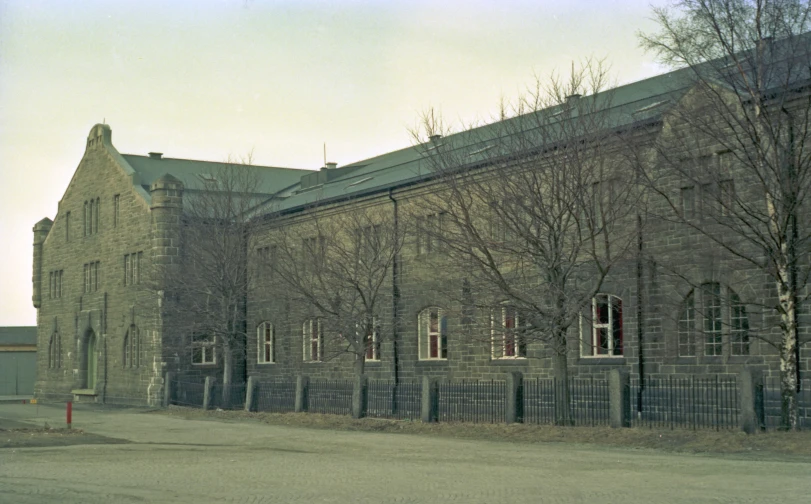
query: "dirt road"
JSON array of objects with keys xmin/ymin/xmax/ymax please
[{"xmin": 0, "ymin": 403, "xmax": 808, "ymax": 504}]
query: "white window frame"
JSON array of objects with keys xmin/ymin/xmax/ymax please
[
  {"xmin": 191, "ymin": 334, "xmax": 216, "ymax": 365},
  {"xmin": 580, "ymin": 294, "xmax": 623, "ymax": 357},
  {"xmin": 678, "ymin": 293, "xmax": 696, "ymax": 357},
  {"xmin": 357, "ymin": 317, "xmax": 380, "ymax": 361},
  {"xmin": 303, "ymin": 319, "xmax": 322, "ymax": 362},
  {"xmin": 257, "ymin": 322, "xmax": 275, "ymax": 364},
  {"xmin": 490, "ymin": 305, "xmax": 526, "ymax": 359},
  {"xmin": 418, "ymin": 307, "xmax": 447, "ymax": 360},
  {"xmin": 49, "ymin": 332, "xmax": 61, "ymax": 369},
  {"xmin": 680, "ymin": 283, "xmax": 749, "ymax": 358}
]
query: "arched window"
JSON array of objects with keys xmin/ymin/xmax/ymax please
[
  {"xmin": 678, "ymin": 283, "xmax": 749, "ymax": 357},
  {"xmin": 48, "ymin": 332, "xmax": 61, "ymax": 369},
  {"xmin": 303, "ymin": 319, "xmax": 322, "ymax": 362},
  {"xmin": 581, "ymin": 294, "xmax": 623, "ymax": 357},
  {"xmin": 257, "ymin": 322, "xmax": 274, "ymax": 364},
  {"xmin": 491, "ymin": 304, "xmax": 526, "ymax": 359},
  {"xmin": 418, "ymin": 307, "xmax": 447, "ymax": 360},
  {"xmin": 123, "ymin": 325, "xmax": 139, "ymax": 368}
]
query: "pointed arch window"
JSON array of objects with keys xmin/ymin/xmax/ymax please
[
  {"xmin": 48, "ymin": 332, "xmax": 61, "ymax": 369},
  {"xmin": 124, "ymin": 324, "xmax": 140, "ymax": 368}
]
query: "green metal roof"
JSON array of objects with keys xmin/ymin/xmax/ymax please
[
  {"xmin": 121, "ymin": 155, "xmax": 311, "ymax": 195},
  {"xmin": 256, "ymin": 68, "xmax": 696, "ymax": 216}
]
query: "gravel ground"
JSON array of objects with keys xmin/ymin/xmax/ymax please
[{"xmin": 0, "ymin": 403, "xmax": 809, "ymax": 504}]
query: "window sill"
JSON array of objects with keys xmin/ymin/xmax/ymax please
[
  {"xmin": 71, "ymin": 389, "xmax": 97, "ymax": 396},
  {"xmin": 416, "ymin": 359, "xmax": 448, "ymax": 366},
  {"xmin": 257, "ymin": 362, "xmax": 276, "ymax": 365},
  {"xmin": 365, "ymin": 360, "xmax": 382, "ymax": 365},
  {"xmin": 490, "ymin": 358, "xmax": 528, "ymax": 365},
  {"xmin": 578, "ymin": 357, "xmax": 626, "ymax": 365},
  {"xmin": 191, "ymin": 363, "xmax": 217, "ymax": 367}
]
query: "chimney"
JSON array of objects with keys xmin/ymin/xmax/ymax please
[
  {"xmin": 326, "ymin": 162, "xmax": 337, "ymax": 170},
  {"xmin": 149, "ymin": 152, "xmax": 163, "ymax": 160},
  {"xmin": 429, "ymin": 134, "xmax": 443, "ymax": 143},
  {"xmin": 566, "ymin": 94, "xmax": 581, "ymax": 104}
]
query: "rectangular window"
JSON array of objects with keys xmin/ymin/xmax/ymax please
[
  {"xmin": 258, "ymin": 245, "xmax": 277, "ymax": 278},
  {"xmin": 703, "ymin": 283, "xmax": 722, "ymax": 356},
  {"xmin": 191, "ymin": 335, "xmax": 216, "ymax": 365},
  {"xmin": 678, "ymin": 294, "xmax": 696, "ymax": 357},
  {"xmin": 417, "ymin": 212, "xmax": 446, "ymax": 255},
  {"xmin": 65, "ymin": 211, "xmax": 71, "ymax": 241},
  {"xmin": 491, "ymin": 306, "xmax": 527, "ymax": 359},
  {"xmin": 730, "ymin": 295, "xmax": 749, "ymax": 356},
  {"xmin": 700, "ymin": 183, "xmax": 717, "ymax": 216},
  {"xmin": 303, "ymin": 319, "xmax": 322, "ymax": 362},
  {"xmin": 124, "ymin": 254, "xmax": 130, "ymax": 286},
  {"xmin": 83, "ymin": 201, "xmax": 88, "ymax": 236},
  {"xmin": 419, "ymin": 307, "xmax": 447, "ymax": 360},
  {"xmin": 257, "ymin": 322, "xmax": 274, "ymax": 364},
  {"xmin": 113, "ymin": 194, "xmax": 120, "ymax": 227},
  {"xmin": 680, "ymin": 186, "xmax": 696, "ymax": 218},
  {"xmin": 719, "ymin": 179, "xmax": 734, "ymax": 217},
  {"xmin": 359, "ymin": 318, "xmax": 380, "ymax": 361},
  {"xmin": 94, "ymin": 197, "xmax": 100, "ymax": 233},
  {"xmin": 302, "ymin": 236, "xmax": 325, "ymax": 274},
  {"xmin": 582, "ymin": 294, "xmax": 623, "ymax": 357}
]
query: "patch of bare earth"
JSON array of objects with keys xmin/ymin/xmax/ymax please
[
  {"xmin": 0, "ymin": 426, "xmax": 129, "ymax": 449},
  {"xmin": 155, "ymin": 406, "xmax": 811, "ymax": 458}
]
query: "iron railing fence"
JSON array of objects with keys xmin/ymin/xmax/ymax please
[
  {"xmin": 437, "ymin": 380, "xmax": 506, "ymax": 423},
  {"xmin": 366, "ymin": 380, "xmax": 422, "ymax": 420},
  {"xmin": 762, "ymin": 378, "xmax": 811, "ymax": 430},
  {"xmin": 309, "ymin": 379, "xmax": 353, "ymax": 415},
  {"xmin": 630, "ymin": 376, "xmax": 739, "ymax": 430},
  {"xmin": 523, "ymin": 377, "xmax": 610, "ymax": 426},
  {"xmin": 173, "ymin": 380, "xmax": 205, "ymax": 408},
  {"xmin": 210, "ymin": 382, "xmax": 247, "ymax": 410},
  {"xmin": 254, "ymin": 379, "xmax": 296, "ymax": 413}
]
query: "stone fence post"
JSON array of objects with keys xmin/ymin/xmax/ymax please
[
  {"xmin": 505, "ymin": 372, "xmax": 523, "ymax": 424},
  {"xmin": 608, "ymin": 369, "xmax": 630, "ymax": 428},
  {"xmin": 295, "ymin": 375, "xmax": 309, "ymax": 413},
  {"xmin": 739, "ymin": 368, "xmax": 763, "ymax": 434},
  {"xmin": 162, "ymin": 371, "xmax": 172, "ymax": 408},
  {"xmin": 244, "ymin": 376, "xmax": 257, "ymax": 412},
  {"xmin": 421, "ymin": 376, "xmax": 438, "ymax": 423},
  {"xmin": 203, "ymin": 376, "xmax": 215, "ymax": 410}
]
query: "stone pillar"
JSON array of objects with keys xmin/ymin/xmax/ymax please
[
  {"xmin": 505, "ymin": 372, "xmax": 523, "ymax": 424},
  {"xmin": 352, "ymin": 375, "xmax": 368, "ymax": 419},
  {"xmin": 421, "ymin": 376, "xmax": 437, "ymax": 423},
  {"xmin": 245, "ymin": 376, "xmax": 257, "ymax": 412},
  {"xmin": 295, "ymin": 375, "xmax": 309, "ymax": 413},
  {"xmin": 739, "ymin": 369, "xmax": 763, "ymax": 434},
  {"xmin": 609, "ymin": 369, "xmax": 630, "ymax": 428},
  {"xmin": 32, "ymin": 218, "xmax": 53, "ymax": 309},
  {"xmin": 203, "ymin": 376, "xmax": 214, "ymax": 410},
  {"xmin": 162, "ymin": 372, "xmax": 172, "ymax": 407}
]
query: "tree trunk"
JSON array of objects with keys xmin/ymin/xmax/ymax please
[
  {"xmin": 552, "ymin": 332, "xmax": 572, "ymax": 426},
  {"xmin": 351, "ymin": 354, "xmax": 366, "ymax": 419},
  {"xmin": 777, "ymin": 281, "xmax": 799, "ymax": 431}
]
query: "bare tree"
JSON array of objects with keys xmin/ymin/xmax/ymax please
[
  {"xmin": 155, "ymin": 156, "xmax": 263, "ymax": 404},
  {"xmin": 639, "ymin": 0, "xmax": 811, "ymax": 429},
  {"xmin": 412, "ymin": 60, "xmax": 642, "ymax": 424},
  {"xmin": 266, "ymin": 200, "xmax": 406, "ymax": 412}
]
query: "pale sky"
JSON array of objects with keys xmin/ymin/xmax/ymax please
[{"xmin": 0, "ymin": 0, "xmax": 669, "ymax": 326}]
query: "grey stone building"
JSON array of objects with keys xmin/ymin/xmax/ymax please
[
  {"xmin": 31, "ymin": 124, "xmax": 307, "ymax": 405},
  {"xmin": 32, "ymin": 61, "xmax": 809, "ymax": 406}
]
